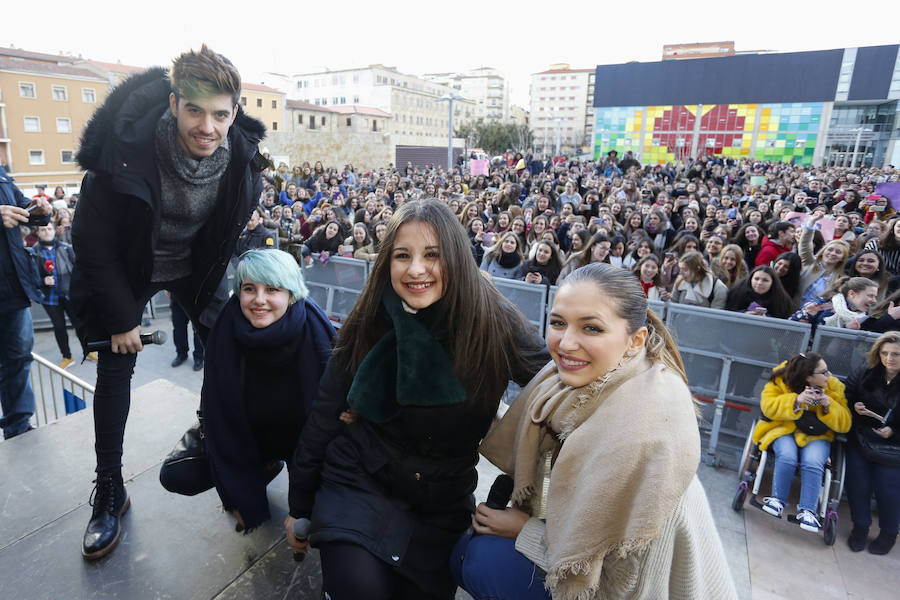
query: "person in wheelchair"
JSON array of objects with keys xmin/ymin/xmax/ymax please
[{"xmin": 752, "ymin": 353, "xmax": 851, "ymax": 532}]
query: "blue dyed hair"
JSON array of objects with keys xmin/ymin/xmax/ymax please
[{"xmin": 233, "ymin": 249, "xmax": 308, "ymax": 303}]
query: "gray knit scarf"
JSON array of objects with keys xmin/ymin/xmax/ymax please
[
  {"xmin": 152, "ymin": 111, "xmax": 230, "ymax": 282},
  {"xmin": 155, "ymin": 110, "xmax": 230, "ymax": 184}
]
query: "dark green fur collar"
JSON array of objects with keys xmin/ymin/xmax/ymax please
[{"xmin": 346, "ymin": 287, "xmax": 465, "ymax": 422}]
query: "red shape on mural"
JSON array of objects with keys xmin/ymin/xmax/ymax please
[
  {"xmin": 649, "ymin": 105, "xmax": 747, "ymax": 158},
  {"xmin": 653, "ymin": 106, "xmax": 696, "ymax": 159}
]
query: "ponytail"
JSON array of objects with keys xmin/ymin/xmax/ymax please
[{"xmin": 645, "ymin": 309, "xmax": 688, "ymax": 385}]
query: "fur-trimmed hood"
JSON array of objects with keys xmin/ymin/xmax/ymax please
[{"xmin": 77, "ymin": 66, "xmax": 266, "ymax": 174}]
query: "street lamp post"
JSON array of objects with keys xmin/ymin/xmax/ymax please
[
  {"xmin": 436, "ymin": 93, "xmax": 465, "ymax": 171},
  {"xmin": 850, "ymin": 126, "xmax": 873, "ymax": 169},
  {"xmin": 549, "ymin": 106, "xmax": 563, "ymax": 157}
]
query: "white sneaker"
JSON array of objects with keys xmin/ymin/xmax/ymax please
[
  {"xmin": 797, "ymin": 509, "xmax": 821, "ymax": 532},
  {"xmin": 762, "ymin": 497, "xmax": 784, "ymax": 518}
]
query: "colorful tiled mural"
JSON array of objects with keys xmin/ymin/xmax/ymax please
[{"xmin": 594, "ymin": 103, "xmax": 823, "ymax": 165}]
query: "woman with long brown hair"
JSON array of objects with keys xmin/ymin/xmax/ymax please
[{"xmin": 285, "ymin": 199, "xmax": 547, "ymax": 599}]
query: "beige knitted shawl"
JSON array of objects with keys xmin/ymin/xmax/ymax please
[{"xmin": 479, "ymin": 350, "xmax": 700, "ymax": 600}]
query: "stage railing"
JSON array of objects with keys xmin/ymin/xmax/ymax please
[
  {"xmin": 296, "ymin": 257, "xmax": 882, "ymax": 467},
  {"xmin": 29, "ymin": 255, "xmax": 879, "ymax": 467},
  {"xmin": 28, "ymin": 352, "xmax": 95, "ymax": 427}
]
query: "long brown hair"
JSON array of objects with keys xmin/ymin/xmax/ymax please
[{"xmin": 333, "ymin": 199, "xmax": 539, "ymax": 405}]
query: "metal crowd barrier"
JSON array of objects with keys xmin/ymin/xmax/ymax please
[
  {"xmin": 30, "ymin": 253, "xmax": 879, "ymax": 466},
  {"xmin": 293, "ymin": 259, "xmax": 877, "ymax": 468},
  {"xmin": 664, "ymin": 304, "xmax": 813, "ymax": 465},
  {"xmin": 302, "ymin": 255, "xmax": 369, "ymax": 324},
  {"xmin": 28, "ymin": 352, "xmax": 95, "ymax": 427},
  {"xmin": 492, "ymin": 278, "xmax": 548, "ymax": 332},
  {"xmin": 810, "ymin": 325, "xmax": 880, "ymax": 381}
]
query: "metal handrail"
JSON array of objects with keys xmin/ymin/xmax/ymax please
[{"xmin": 29, "ymin": 352, "xmax": 95, "ymax": 427}]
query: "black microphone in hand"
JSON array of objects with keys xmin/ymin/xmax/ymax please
[
  {"xmin": 86, "ymin": 330, "xmax": 167, "ymax": 351},
  {"xmin": 292, "ymin": 517, "xmax": 311, "ymax": 562},
  {"xmin": 486, "ymin": 474, "xmax": 514, "ymax": 510}
]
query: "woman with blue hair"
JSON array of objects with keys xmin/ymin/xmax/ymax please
[{"xmin": 160, "ymin": 249, "xmax": 335, "ymax": 532}]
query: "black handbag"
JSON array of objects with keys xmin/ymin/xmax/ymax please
[
  {"xmin": 795, "ymin": 410, "xmax": 830, "ymax": 436},
  {"xmin": 158, "ymin": 412, "xmax": 215, "ymax": 496},
  {"xmin": 854, "ymin": 427, "xmax": 900, "ymax": 467}
]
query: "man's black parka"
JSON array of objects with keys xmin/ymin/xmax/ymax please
[{"xmin": 70, "ymin": 67, "xmax": 267, "ymax": 343}]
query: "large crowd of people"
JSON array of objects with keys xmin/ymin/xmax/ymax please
[{"xmin": 253, "ymin": 150, "xmax": 900, "ymax": 335}]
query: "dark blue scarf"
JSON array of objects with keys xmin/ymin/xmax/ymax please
[{"xmin": 202, "ymin": 295, "xmax": 335, "ymax": 530}]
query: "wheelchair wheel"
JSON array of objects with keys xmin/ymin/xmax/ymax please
[
  {"xmin": 737, "ymin": 420, "xmax": 758, "ymax": 479},
  {"xmin": 731, "ymin": 484, "xmax": 748, "ymax": 512},
  {"xmin": 823, "ymin": 512, "xmax": 838, "ymax": 546},
  {"xmin": 829, "ymin": 441, "xmax": 847, "ymax": 505}
]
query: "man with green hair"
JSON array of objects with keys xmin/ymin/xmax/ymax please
[{"xmin": 71, "ymin": 45, "xmax": 267, "ymax": 559}]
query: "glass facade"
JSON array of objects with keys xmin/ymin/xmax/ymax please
[{"xmin": 823, "ymin": 102, "xmax": 896, "ymax": 167}]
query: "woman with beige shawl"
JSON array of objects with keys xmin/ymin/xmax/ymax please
[{"xmin": 451, "ymin": 263, "xmax": 737, "ymax": 600}]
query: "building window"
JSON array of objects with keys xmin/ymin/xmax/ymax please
[
  {"xmin": 256, "ymin": 98, "xmax": 263, "ymax": 108},
  {"xmin": 332, "ymin": 97, "xmax": 338, "ymax": 105},
  {"xmin": 298, "ymin": 114, "xmax": 303, "ymax": 124},
  {"xmin": 82, "ymin": 88, "xmax": 96, "ymax": 103},
  {"xmin": 271, "ymin": 100, "xmax": 277, "ymax": 109},
  {"xmin": 56, "ymin": 118, "xmax": 71, "ymax": 133},
  {"xmin": 19, "ymin": 82, "xmax": 36, "ymax": 98},
  {"xmin": 309, "ymin": 117, "xmax": 316, "ymax": 130},
  {"xmin": 340, "ymin": 97, "xmax": 346, "ymax": 104},
  {"xmin": 29, "ymin": 150, "xmax": 45, "ymax": 165},
  {"xmin": 24, "ymin": 117, "xmax": 41, "ymax": 132},
  {"xmin": 241, "ymin": 96, "xmax": 247, "ymax": 105},
  {"xmin": 321, "ymin": 116, "xmax": 326, "ymax": 126},
  {"xmin": 52, "ymin": 85, "xmax": 68, "ymax": 101},
  {"xmin": 60, "ymin": 150, "xmax": 75, "ymax": 164},
  {"xmin": 346, "ymin": 117, "xmax": 352, "ymax": 126},
  {"xmin": 353, "ymin": 95, "xmax": 359, "ymax": 103},
  {"xmin": 373, "ymin": 120, "xmax": 378, "ymax": 132}
]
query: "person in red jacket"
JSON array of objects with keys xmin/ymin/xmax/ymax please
[{"xmin": 756, "ymin": 222, "xmax": 796, "ymax": 267}]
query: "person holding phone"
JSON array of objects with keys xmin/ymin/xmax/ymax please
[
  {"xmin": 725, "ymin": 266, "xmax": 795, "ymax": 319},
  {"xmin": 843, "ymin": 332, "xmax": 900, "ymax": 555},
  {"xmin": 1, "ymin": 165, "xmax": 51, "ymax": 440},
  {"xmin": 753, "ymin": 353, "xmax": 850, "ymax": 531}
]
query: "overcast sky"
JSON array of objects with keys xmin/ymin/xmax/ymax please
[{"xmin": 6, "ymin": 1, "xmax": 899, "ymax": 107}]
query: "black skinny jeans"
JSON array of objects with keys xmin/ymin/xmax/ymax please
[
  {"xmin": 170, "ymin": 298, "xmax": 204, "ymax": 360},
  {"xmin": 43, "ymin": 297, "xmax": 76, "ymax": 359},
  {"xmin": 93, "ymin": 280, "xmax": 207, "ymax": 475}
]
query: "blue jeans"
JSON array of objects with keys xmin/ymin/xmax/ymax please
[
  {"xmin": 450, "ymin": 532, "xmax": 551, "ymax": 600},
  {"xmin": 0, "ymin": 307, "xmax": 36, "ymax": 439},
  {"xmin": 845, "ymin": 439, "xmax": 900, "ymax": 535},
  {"xmin": 771, "ymin": 435, "xmax": 830, "ymax": 512}
]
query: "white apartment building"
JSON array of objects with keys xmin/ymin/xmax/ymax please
[
  {"xmin": 264, "ymin": 65, "xmax": 475, "ymax": 148},
  {"xmin": 423, "ymin": 67, "xmax": 510, "ymax": 123},
  {"xmin": 529, "ymin": 64, "xmax": 595, "ymax": 155}
]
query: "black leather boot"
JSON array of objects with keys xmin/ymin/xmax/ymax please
[{"xmin": 82, "ymin": 473, "xmax": 130, "ymax": 559}]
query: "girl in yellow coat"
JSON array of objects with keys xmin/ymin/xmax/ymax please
[{"xmin": 752, "ymin": 353, "xmax": 851, "ymax": 531}]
